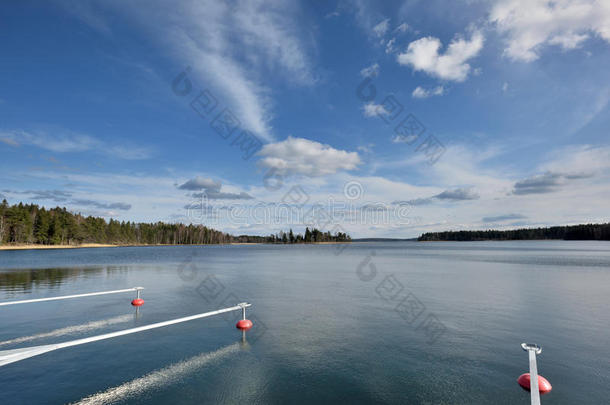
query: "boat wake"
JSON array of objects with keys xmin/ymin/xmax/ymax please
[
  {"xmin": 71, "ymin": 342, "xmax": 240, "ymax": 405},
  {"xmin": 0, "ymin": 314, "xmax": 133, "ymax": 347}
]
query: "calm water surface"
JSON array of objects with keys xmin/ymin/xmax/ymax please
[{"xmin": 0, "ymin": 241, "xmax": 609, "ymax": 404}]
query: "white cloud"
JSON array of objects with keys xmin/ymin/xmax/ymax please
[
  {"xmin": 0, "ymin": 129, "xmax": 153, "ymax": 160},
  {"xmin": 178, "ymin": 177, "xmax": 222, "ymax": 191},
  {"xmin": 512, "ymin": 172, "xmax": 568, "ymax": 194},
  {"xmin": 357, "ymin": 144, "xmax": 375, "ymax": 154},
  {"xmin": 367, "ymin": 142, "xmax": 610, "ymax": 236},
  {"xmin": 412, "ymin": 85, "xmax": 445, "ymax": 98},
  {"xmin": 18, "ymin": 142, "xmax": 610, "ymax": 238},
  {"xmin": 257, "ymin": 136, "xmax": 361, "ymax": 177},
  {"xmin": 362, "ymin": 102, "xmax": 390, "ymax": 118},
  {"xmin": 490, "ymin": 0, "xmax": 610, "ymax": 62},
  {"xmin": 482, "ymin": 213, "xmax": 527, "ymax": 223},
  {"xmin": 3, "ymin": 190, "xmax": 132, "ymax": 212},
  {"xmin": 109, "ymin": 145, "xmax": 155, "ymax": 160},
  {"xmin": 360, "ymin": 62, "xmax": 379, "ymax": 78},
  {"xmin": 540, "ymin": 144, "xmax": 610, "ymax": 175},
  {"xmin": 60, "ymin": 0, "xmax": 111, "ymax": 35},
  {"xmin": 548, "ymin": 32, "xmax": 590, "ymax": 49},
  {"xmin": 391, "ymin": 134, "xmax": 418, "ymax": 144},
  {"xmin": 395, "ymin": 22, "xmax": 409, "ymax": 33},
  {"xmin": 68, "ymin": 0, "xmax": 315, "ymax": 143},
  {"xmin": 178, "ymin": 176, "xmax": 253, "ymax": 199},
  {"xmin": 397, "ymin": 31, "xmax": 484, "ymax": 81},
  {"xmin": 502, "ymin": 82, "xmax": 509, "ymax": 92},
  {"xmin": 373, "ymin": 18, "xmax": 390, "ymax": 37},
  {"xmin": 0, "ymin": 129, "xmax": 97, "ymax": 152},
  {"xmin": 435, "ymin": 188, "xmax": 480, "ymax": 201},
  {"xmin": 194, "ymin": 191, "xmax": 253, "ymax": 200},
  {"xmin": 377, "ymin": 143, "xmax": 514, "ymax": 198},
  {"xmin": 395, "ymin": 187, "xmax": 480, "ymax": 206},
  {"xmin": 385, "ymin": 37, "xmax": 396, "ymax": 54},
  {"xmin": 72, "ymin": 199, "xmax": 132, "ymax": 210}
]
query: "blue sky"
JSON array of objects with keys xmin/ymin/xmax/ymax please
[{"xmin": 1, "ymin": 0, "xmax": 609, "ymax": 238}]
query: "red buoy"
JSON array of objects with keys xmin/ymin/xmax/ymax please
[
  {"xmin": 131, "ymin": 298, "xmax": 145, "ymax": 307},
  {"xmin": 517, "ymin": 373, "xmax": 552, "ymax": 394},
  {"xmin": 236, "ymin": 319, "xmax": 253, "ymax": 330}
]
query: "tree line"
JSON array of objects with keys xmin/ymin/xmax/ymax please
[
  {"xmin": 239, "ymin": 227, "xmax": 351, "ymax": 244},
  {"xmin": 0, "ymin": 201, "xmax": 350, "ymax": 246},
  {"xmin": 418, "ymin": 223, "xmax": 610, "ymax": 241}
]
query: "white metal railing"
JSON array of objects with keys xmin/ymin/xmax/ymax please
[
  {"xmin": 0, "ymin": 302, "xmax": 251, "ymax": 367},
  {"xmin": 521, "ymin": 343, "xmax": 542, "ymax": 405},
  {"xmin": 0, "ymin": 287, "xmax": 145, "ymax": 306}
]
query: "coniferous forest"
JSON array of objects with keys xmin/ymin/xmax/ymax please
[
  {"xmin": 0, "ymin": 201, "xmax": 351, "ymax": 246},
  {"xmin": 418, "ymin": 223, "xmax": 610, "ymax": 241}
]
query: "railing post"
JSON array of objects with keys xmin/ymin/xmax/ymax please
[{"xmin": 521, "ymin": 343, "xmax": 543, "ymax": 405}]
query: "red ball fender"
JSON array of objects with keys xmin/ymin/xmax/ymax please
[
  {"xmin": 517, "ymin": 373, "xmax": 552, "ymax": 394},
  {"xmin": 131, "ymin": 298, "xmax": 145, "ymax": 307},
  {"xmin": 236, "ymin": 319, "xmax": 253, "ymax": 330}
]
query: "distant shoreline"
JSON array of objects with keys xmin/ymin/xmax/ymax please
[
  {"xmin": 0, "ymin": 243, "xmax": 119, "ymax": 251},
  {"xmin": 418, "ymin": 223, "xmax": 610, "ymax": 242},
  {"xmin": 0, "ymin": 241, "xmax": 352, "ymax": 252}
]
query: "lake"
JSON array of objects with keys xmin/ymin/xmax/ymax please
[{"xmin": 0, "ymin": 241, "xmax": 609, "ymax": 404}]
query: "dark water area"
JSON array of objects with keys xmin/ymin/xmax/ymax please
[{"xmin": 0, "ymin": 241, "xmax": 609, "ymax": 404}]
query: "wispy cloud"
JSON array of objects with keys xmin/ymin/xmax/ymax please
[
  {"xmin": 373, "ymin": 18, "xmax": 390, "ymax": 37},
  {"xmin": 436, "ymin": 188, "xmax": 480, "ymax": 201},
  {"xmin": 192, "ymin": 191, "xmax": 253, "ymax": 200},
  {"xmin": 0, "ymin": 129, "xmax": 153, "ymax": 160},
  {"xmin": 412, "ymin": 85, "xmax": 445, "ymax": 98},
  {"xmin": 1, "ymin": 130, "xmax": 98, "ymax": 152},
  {"xmin": 482, "ymin": 213, "xmax": 527, "ymax": 222},
  {"xmin": 72, "ymin": 199, "xmax": 132, "ymax": 210},
  {"xmin": 72, "ymin": 0, "xmax": 316, "ymax": 143},
  {"xmin": 4, "ymin": 189, "xmax": 132, "ymax": 210},
  {"xmin": 360, "ymin": 62, "xmax": 380, "ymax": 78},
  {"xmin": 0, "ymin": 136, "xmax": 18, "ymax": 146},
  {"xmin": 385, "ymin": 37, "xmax": 396, "ymax": 54},
  {"xmin": 395, "ymin": 22, "xmax": 409, "ymax": 33},
  {"xmin": 539, "ymin": 145, "xmax": 610, "ymax": 175},
  {"xmin": 5, "ymin": 189, "xmax": 73, "ymax": 202},
  {"xmin": 357, "ymin": 144, "xmax": 375, "ymax": 154},
  {"xmin": 59, "ymin": 0, "xmax": 111, "ymax": 35},
  {"xmin": 394, "ymin": 187, "xmax": 480, "ymax": 206}
]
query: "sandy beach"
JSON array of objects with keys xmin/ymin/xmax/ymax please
[{"xmin": 0, "ymin": 243, "xmax": 118, "ymax": 251}]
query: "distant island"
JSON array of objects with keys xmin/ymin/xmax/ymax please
[
  {"xmin": 418, "ymin": 223, "xmax": 610, "ymax": 241},
  {"xmin": 0, "ymin": 200, "xmax": 350, "ymax": 248},
  {"xmin": 352, "ymin": 238, "xmax": 417, "ymax": 242}
]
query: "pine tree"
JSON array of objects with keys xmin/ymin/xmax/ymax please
[
  {"xmin": 0, "ymin": 199, "xmax": 8, "ymax": 243},
  {"xmin": 34, "ymin": 208, "xmax": 50, "ymax": 244},
  {"xmin": 0, "ymin": 201, "xmax": 355, "ymax": 246}
]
